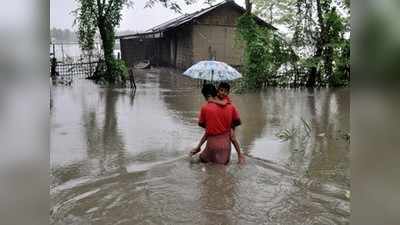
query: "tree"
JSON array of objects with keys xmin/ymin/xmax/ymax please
[
  {"xmin": 311, "ymin": 0, "xmax": 350, "ymax": 87},
  {"xmin": 74, "ymin": 0, "xmax": 199, "ymax": 84},
  {"xmin": 253, "ymin": 0, "xmax": 296, "ymax": 25},
  {"xmin": 236, "ymin": 14, "xmax": 293, "ymax": 89},
  {"xmin": 253, "ymin": 0, "xmax": 350, "ymax": 87},
  {"xmin": 74, "ymin": 0, "xmax": 131, "ymax": 84},
  {"xmin": 245, "ymin": 0, "xmax": 252, "ymax": 13}
]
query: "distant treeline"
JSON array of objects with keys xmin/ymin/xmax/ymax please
[
  {"xmin": 50, "ymin": 28, "xmax": 140, "ymax": 44},
  {"xmin": 50, "ymin": 28, "xmax": 79, "ymax": 43}
]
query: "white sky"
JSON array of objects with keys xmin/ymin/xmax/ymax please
[{"xmin": 50, "ymin": 0, "xmax": 246, "ymax": 32}]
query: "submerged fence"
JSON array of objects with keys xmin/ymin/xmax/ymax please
[
  {"xmin": 49, "ymin": 42, "xmax": 123, "ymax": 79},
  {"xmin": 49, "ymin": 42, "xmax": 101, "ymax": 79},
  {"xmin": 49, "ymin": 42, "xmax": 103, "ymax": 63},
  {"xmin": 52, "ymin": 61, "xmax": 99, "ymax": 79}
]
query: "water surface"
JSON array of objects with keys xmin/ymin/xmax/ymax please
[{"xmin": 50, "ymin": 68, "xmax": 350, "ymax": 225}]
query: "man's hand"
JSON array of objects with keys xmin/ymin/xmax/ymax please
[
  {"xmin": 238, "ymin": 154, "xmax": 246, "ymax": 165},
  {"xmin": 190, "ymin": 147, "xmax": 201, "ymax": 156}
]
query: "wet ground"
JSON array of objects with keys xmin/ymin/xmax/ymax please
[{"xmin": 50, "ymin": 68, "xmax": 350, "ymax": 225}]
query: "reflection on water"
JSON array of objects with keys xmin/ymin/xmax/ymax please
[{"xmin": 50, "ymin": 68, "xmax": 350, "ymax": 225}]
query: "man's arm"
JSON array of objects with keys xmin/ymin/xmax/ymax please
[
  {"xmin": 230, "ymin": 105, "xmax": 245, "ymax": 164},
  {"xmin": 192, "ymin": 105, "xmax": 207, "ymax": 155},
  {"xmin": 198, "ymin": 105, "xmax": 206, "ymax": 128},
  {"xmin": 230, "ymin": 129, "xmax": 245, "ymax": 164},
  {"xmin": 190, "ymin": 132, "xmax": 207, "ymax": 155},
  {"xmin": 231, "ymin": 104, "xmax": 242, "ymax": 128}
]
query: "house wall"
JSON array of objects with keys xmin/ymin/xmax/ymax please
[
  {"xmin": 191, "ymin": 5, "xmax": 245, "ymax": 66},
  {"xmin": 166, "ymin": 26, "xmax": 193, "ymax": 69},
  {"xmin": 120, "ymin": 37, "xmax": 170, "ymax": 67},
  {"xmin": 120, "ymin": 28, "xmax": 192, "ymax": 69},
  {"xmin": 158, "ymin": 38, "xmax": 171, "ymax": 66},
  {"xmin": 120, "ymin": 3, "xmax": 250, "ymax": 69},
  {"xmin": 120, "ymin": 38, "xmax": 149, "ymax": 67}
]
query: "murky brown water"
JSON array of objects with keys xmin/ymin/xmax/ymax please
[{"xmin": 50, "ymin": 68, "xmax": 350, "ymax": 225}]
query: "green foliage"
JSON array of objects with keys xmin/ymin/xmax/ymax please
[
  {"xmin": 236, "ymin": 14, "xmax": 293, "ymax": 89},
  {"xmin": 325, "ymin": 8, "xmax": 350, "ymax": 87},
  {"xmin": 92, "ymin": 60, "xmax": 107, "ymax": 82},
  {"xmin": 74, "ymin": 0, "xmax": 131, "ymax": 85},
  {"xmin": 332, "ymin": 38, "xmax": 350, "ymax": 86},
  {"xmin": 92, "ymin": 59, "xmax": 128, "ymax": 84},
  {"xmin": 252, "ymin": 0, "xmax": 350, "ymax": 88},
  {"xmin": 145, "ymin": 0, "xmax": 187, "ymax": 13},
  {"xmin": 73, "ymin": 0, "xmax": 97, "ymax": 52},
  {"xmin": 236, "ymin": 14, "xmax": 268, "ymax": 89},
  {"xmin": 253, "ymin": 0, "xmax": 297, "ymax": 25},
  {"xmin": 110, "ymin": 59, "xmax": 129, "ymax": 83},
  {"xmin": 74, "ymin": 0, "xmax": 199, "ymax": 85}
]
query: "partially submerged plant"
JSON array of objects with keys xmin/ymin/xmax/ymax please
[
  {"xmin": 276, "ymin": 117, "xmax": 313, "ymax": 142},
  {"xmin": 338, "ymin": 130, "xmax": 350, "ymax": 142},
  {"xmin": 275, "ymin": 128, "xmax": 297, "ymax": 141},
  {"xmin": 301, "ymin": 117, "xmax": 312, "ymax": 137}
]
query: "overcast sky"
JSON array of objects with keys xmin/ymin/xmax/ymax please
[{"xmin": 50, "ymin": 0, "xmax": 246, "ymax": 32}]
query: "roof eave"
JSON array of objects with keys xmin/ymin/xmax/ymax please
[
  {"xmin": 117, "ymin": 0, "xmax": 278, "ymax": 39},
  {"xmin": 116, "ymin": 30, "xmax": 164, "ymax": 39}
]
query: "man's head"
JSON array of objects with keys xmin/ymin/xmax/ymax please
[
  {"xmin": 201, "ymin": 83, "xmax": 217, "ymax": 100},
  {"xmin": 217, "ymin": 82, "xmax": 230, "ymax": 99}
]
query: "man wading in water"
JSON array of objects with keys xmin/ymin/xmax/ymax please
[{"xmin": 190, "ymin": 83, "xmax": 245, "ymax": 164}]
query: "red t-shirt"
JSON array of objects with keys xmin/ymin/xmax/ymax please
[{"xmin": 198, "ymin": 101, "xmax": 241, "ymax": 136}]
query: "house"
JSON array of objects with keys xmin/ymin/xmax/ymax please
[{"xmin": 117, "ymin": 0, "xmax": 276, "ymax": 70}]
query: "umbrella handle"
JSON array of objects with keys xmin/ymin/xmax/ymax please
[{"xmin": 211, "ymin": 69, "xmax": 214, "ymax": 82}]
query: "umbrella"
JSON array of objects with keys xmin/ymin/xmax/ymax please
[{"xmin": 183, "ymin": 60, "xmax": 242, "ymax": 81}]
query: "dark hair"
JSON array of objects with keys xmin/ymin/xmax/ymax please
[
  {"xmin": 218, "ymin": 82, "xmax": 230, "ymax": 91},
  {"xmin": 201, "ymin": 83, "xmax": 217, "ymax": 99}
]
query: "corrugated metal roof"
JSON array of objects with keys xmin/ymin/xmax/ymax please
[
  {"xmin": 146, "ymin": 1, "xmax": 227, "ymax": 33},
  {"xmin": 117, "ymin": 1, "xmax": 276, "ymax": 39}
]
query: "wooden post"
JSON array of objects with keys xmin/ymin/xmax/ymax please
[
  {"xmin": 174, "ymin": 35, "xmax": 178, "ymax": 68},
  {"xmin": 128, "ymin": 69, "xmax": 137, "ymax": 89},
  {"xmin": 89, "ymin": 52, "xmax": 92, "ymax": 77},
  {"xmin": 61, "ymin": 43, "xmax": 65, "ymax": 63}
]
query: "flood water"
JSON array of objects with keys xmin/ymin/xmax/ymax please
[{"xmin": 50, "ymin": 68, "xmax": 350, "ymax": 225}]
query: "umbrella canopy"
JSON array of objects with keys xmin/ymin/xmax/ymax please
[{"xmin": 183, "ymin": 60, "xmax": 242, "ymax": 81}]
